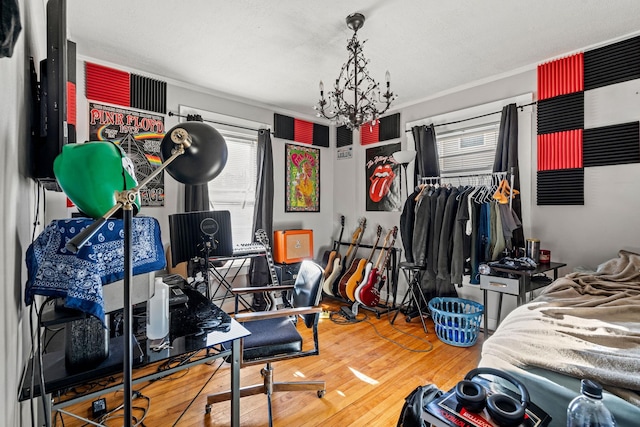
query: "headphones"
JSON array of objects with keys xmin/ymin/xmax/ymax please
[{"xmin": 455, "ymin": 368, "xmax": 530, "ymax": 427}]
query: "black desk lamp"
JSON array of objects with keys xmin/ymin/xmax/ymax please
[{"xmin": 62, "ymin": 121, "xmax": 227, "ymax": 426}]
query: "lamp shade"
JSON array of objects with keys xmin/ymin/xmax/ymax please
[
  {"xmin": 392, "ymin": 150, "xmax": 417, "ymax": 165},
  {"xmin": 53, "ymin": 141, "xmax": 141, "ymax": 219},
  {"xmin": 160, "ymin": 121, "xmax": 228, "ymax": 185}
]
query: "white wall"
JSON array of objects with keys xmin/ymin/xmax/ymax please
[{"xmin": 2, "ymin": 0, "xmax": 47, "ymax": 424}]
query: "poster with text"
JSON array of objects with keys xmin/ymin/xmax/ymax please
[
  {"xmin": 285, "ymin": 143, "xmax": 320, "ymax": 212},
  {"xmin": 89, "ymin": 103, "xmax": 165, "ymax": 206},
  {"xmin": 366, "ymin": 142, "xmax": 401, "ymax": 211}
]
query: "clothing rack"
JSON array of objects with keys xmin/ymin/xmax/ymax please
[
  {"xmin": 330, "ymin": 240, "xmax": 402, "ymax": 318},
  {"xmin": 419, "ymin": 168, "xmax": 515, "ymax": 209}
]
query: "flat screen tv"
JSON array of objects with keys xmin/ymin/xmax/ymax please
[{"xmin": 32, "ymin": 0, "xmax": 76, "ymax": 191}]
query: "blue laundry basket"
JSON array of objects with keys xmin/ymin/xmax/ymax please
[{"xmin": 428, "ymin": 297, "xmax": 484, "ymax": 347}]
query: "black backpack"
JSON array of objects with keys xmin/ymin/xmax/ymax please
[{"xmin": 397, "ymin": 384, "xmax": 443, "ymax": 427}]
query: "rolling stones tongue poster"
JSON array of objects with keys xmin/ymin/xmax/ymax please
[{"xmin": 366, "ymin": 142, "xmax": 401, "ymax": 211}]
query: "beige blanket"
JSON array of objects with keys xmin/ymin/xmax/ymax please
[{"xmin": 481, "ymin": 250, "xmax": 640, "ymax": 405}]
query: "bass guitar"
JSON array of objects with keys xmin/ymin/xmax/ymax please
[
  {"xmin": 255, "ymin": 229, "xmax": 284, "ymax": 311},
  {"xmin": 323, "ymin": 217, "xmax": 366, "ymax": 296},
  {"xmin": 344, "ymin": 225, "xmax": 382, "ymax": 302},
  {"xmin": 358, "ymin": 226, "xmax": 397, "ymax": 307},
  {"xmin": 322, "ymin": 215, "xmax": 345, "ymax": 279},
  {"xmin": 355, "ymin": 226, "xmax": 393, "ymax": 305}
]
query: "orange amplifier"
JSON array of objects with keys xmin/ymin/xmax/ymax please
[{"xmin": 273, "ymin": 229, "xmax": 314, "ymax": 264}]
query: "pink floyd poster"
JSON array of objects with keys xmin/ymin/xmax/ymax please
[
  {"xmin": 366, "ymin": 142, "xmax": 401, "ymax": 211},
  {"xmin": 88, "ymin": 103, "xmax": 165, "ymax": 207}
]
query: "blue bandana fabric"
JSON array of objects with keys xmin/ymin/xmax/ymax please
[{"xmin": 25, "ymin": 217, "xmax": 165, "ymax": 323}]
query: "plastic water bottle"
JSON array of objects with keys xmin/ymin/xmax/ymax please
[
  {"xmin": 146, "ymin": 277, "xmax": 169, "ymax": 339},
  {"xmin": 567, "ymin": 379, "xmax": 616, "ymax": 426}
]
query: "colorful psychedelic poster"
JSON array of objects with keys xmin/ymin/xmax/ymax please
[
  {"xmin": 365, "ymin": 142, "xmax": 401, "ymax": 211},
  {"xmin": 285, "ymin": 143, "xmax": 320, "ymax": 212},
  {"xmin": 88, "ymin": 103, "xmax": 165, "ymax": 206}
]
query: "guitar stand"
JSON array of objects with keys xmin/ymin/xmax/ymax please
[
  {"xmin": 328, "ymin": 240, "xmax": 402, "ymax": 319},
  {"xmin": 391, "ymin": 262, "xmax": 429, "ymax": 335}
]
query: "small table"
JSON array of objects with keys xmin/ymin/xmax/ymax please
[{"xmin": 481, "ymin": 261, "xmax": 566, "ymax": 339}]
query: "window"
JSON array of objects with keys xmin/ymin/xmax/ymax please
[
  {"xmin": 436, "ymin": 122, "xmax": 499, "ymax": 178},
  {"xmin": 207, "ymin": 129, "xmax": 258, "ymax": 244}
]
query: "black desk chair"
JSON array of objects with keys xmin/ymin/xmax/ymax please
[{"xmin": 205, "ymin": 260, "xmax": 326, "ymax": 426}]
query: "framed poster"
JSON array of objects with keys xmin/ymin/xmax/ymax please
[
  {"xmin": 285, "ymin": 143, "xmax": 320, "ymax": 212},
  {"xmin": 366, "ymin": 142, "xmax": 401, "ymax": 211},
  {"xmin": 88, "ymin": 103, "xmax": 166, "ymax": 206}
]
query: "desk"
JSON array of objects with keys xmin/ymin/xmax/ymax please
[
  {"xmin": 20, "ymin": 316, "xmax": 250, "ymax": 427},
  {"xmin": 481, "ymin": 261, "xmax": 566, "ymax": 339}
]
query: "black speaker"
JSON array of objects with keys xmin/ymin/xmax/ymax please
[{"xmin": 455, "ymin": 368, "xmax": 530, "ymax": 427}]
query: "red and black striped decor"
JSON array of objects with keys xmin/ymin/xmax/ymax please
[
  {"xmin": 536, "ymin": 34, "xmax": 640, "ymax": 205},
  {"xmin": 360, "ymin": 113, "xmax": 400, "ymax": 145},
  {"xmin": 85, "ymin": 62, "xmax": 167, "ymax": 114},
  {"xmin": 273, "ymin": 113, "xmax": 329, "ymax": 147}
]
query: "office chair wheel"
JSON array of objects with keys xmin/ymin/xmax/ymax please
[
  {"xmin": 317, "ymin": 390, "xmax": 326, "ymax": 398},
  {"xmin": 205, "ymin": 404, "xmax": 212, "ymax": 414}
]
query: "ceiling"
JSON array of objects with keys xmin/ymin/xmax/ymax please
[{"xmin": 67, "ymin": 1, "xmax": 640, "ymax": 120}]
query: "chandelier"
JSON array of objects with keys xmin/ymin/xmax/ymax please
[{"xmin": 314, "ymin": 13, "xmax": 397, "ymax": 130}]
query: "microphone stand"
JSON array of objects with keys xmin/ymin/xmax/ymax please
[{"xmin": 65, "ymin": 129, "xmax": 192, "ymax": 427}]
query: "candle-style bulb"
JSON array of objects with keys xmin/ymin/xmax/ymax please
[
  {"xmin": 319, "ymin": 81, "xmax": 324, "ymax": 93},
  {"xmin": 385, "ymin": 70, "xmax": 391, "ymax": 83}
]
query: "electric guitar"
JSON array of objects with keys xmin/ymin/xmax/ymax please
[
  {"xmin": 324, "ymin": 217, "xmax": 366, "ymax": 296},
  {"xmin": 322, "ymin": 215, "xmax": 345, "ymax": 279},
  {"xmin": 344, "ymin": 225, "xmax": 382, "ymax": 302},
  {"xmin": 355, "ymin": 227, "xmax": 393, "ymax": 305},
  {"xmin": 255, "ymin": 229, "xmax": 284, "ymax": 311},
  {"xmin": 358, "ymin": 226, "xmax": 397, "ymax": 307}
]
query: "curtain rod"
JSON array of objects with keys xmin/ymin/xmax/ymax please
[
  {"xmin": 168, "ymin": 112, "xmax": 272, "ymax": 134},
  {"xmin": 405, "ymin": 101, "xmax": 537, "ymax": 133}
]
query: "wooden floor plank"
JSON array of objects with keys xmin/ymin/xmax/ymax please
[{"xmin": 54, "ymin": 299, "xmax": 482, "ymax": 426}]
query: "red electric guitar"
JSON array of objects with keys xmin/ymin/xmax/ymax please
[
  {"xmin": 358, "ymin": 226, "xmax": 397, "ymax": 307},
  {"xmin": 355, "ymin": 226, "xmax": 393, "ymax": 305},
  {"xmin": 344, "ymin": 225, "xmax": 382, "ymax": 302}
]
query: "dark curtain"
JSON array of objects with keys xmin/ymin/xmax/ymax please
[
  {"xmin": 249, "ymin": 129, "xmax": 274, "ymax": 309},
  {"xmin": 412, "ymin": 124, "xmax": 440, "ymax": 186},
  {"xmin": 184, "ymin": 184, "xmax": 210, "ymax": 212},
  {"xmin": 492, "ymin": 103, "xmax": 524, "ymax": 249}
]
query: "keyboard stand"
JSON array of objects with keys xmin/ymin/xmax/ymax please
[{"xmin": 207, "ymin": 251, "xmax": 265, "ymax": 311}]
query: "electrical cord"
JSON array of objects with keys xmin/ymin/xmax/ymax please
[{"xmin": 172, "ymin": 359, "xmax": 225, "ymax": 426}]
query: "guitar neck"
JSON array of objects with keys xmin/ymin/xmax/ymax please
[{"xmin": 264, "ymin": 249, "xmax": 280, "ymax": 285}]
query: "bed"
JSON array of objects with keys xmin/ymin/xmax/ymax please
[{"xmin": 479, "ymin": 249, "xmax": 640, "ymax": 426}]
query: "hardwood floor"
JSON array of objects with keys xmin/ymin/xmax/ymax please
[{"xmin": 54, "ymin": 298, "xmax": 482, "ymax": 426}]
